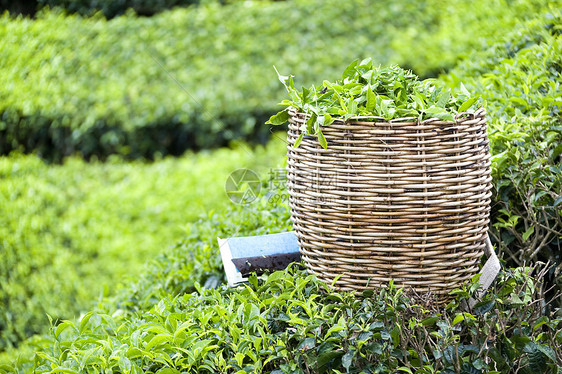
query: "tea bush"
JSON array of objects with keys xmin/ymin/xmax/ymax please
[
  {"xmin": 0, "ymin": 139, "xmax": 286, "ymax": 351},
  {"xmin": 36, "ymin": 0, "xmax": 198, "ymax": 17},
  {"xmin": 3, "ymin": 197, "xmax": 560, "ymax": 373},
  {"xmin": 0, "ymin": 0, "xmax": 550, "ymax": 161},
  {"xmin": 441, "ymin": 8, "xmax": 562, "ymax": 282},
  {"xmin": 113, "ymin": 197, "xmax": 293, "ymax": 313}
]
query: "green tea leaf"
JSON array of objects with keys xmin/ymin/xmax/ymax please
[
  {"xmin": 119, "ymin": 357, "xmax": 132, "ymax": 373},
  {"xmin": 318, "ymin": 130, "xmax": 328, "ymax": 149},
  {"xmin": 424, "ymin": 106, "xmax": 455, "ymax": 121},
  {"xmin": 366, "ymin": 88, "xmax": 376, "ymax": 112},
  {"xmin": 342, "ymin": 59, "xmax": 359, "ymax": 79},
  {"xmin": 397, "ymin": 368, "xmax": 413, "ymax": 373},
  {"xmin": 522, "ymin": 226, "xmax": 534, "ymax": 242},
  {"xmin": 324, "ymin": 114, "xmax": 334, "ymax": 126},
  {"xmin": 535, "ymin": 344, "xmax": 557, "ymax": 363},
  {"xmin": 437, "ymin": 90, "xmax": 451, "ymax": 108},
  {"xmin": 347, "ymin": 98, "xmax": 358, "ymax": 116},
  {"xmin": 460, "ymin": 82, "xmax": 470, "ymax": 97},
  {"xmin": 54, "ymin": 321, "xmax": 72, "ymax": 338},
  {"xmin": 458, "ymin": 96, "xmax": 478, "ymax": 112},
  {"xmin": 297, "ymin": 337, "xmax": 315, "ymax": 351},
  {"xmin": 306, "ymin": 113, "xmax": 317, "ymax": 134},
  {"xmin": 266, "ymin": 108, "xmax": 290, "ymax": 126},
  {"xmin": 318, "ymin": 350, "xmax": 343, "ymax": 369},
  {"xmin": 421, "ymin": 316, "xmax": 439, "ymax": 326},
  {"xmin": 293, "ymin": 133, "xmax": 304, "ymax": 148},
  {"xmin": 452, "ymin": 313, "xmax": 465, "ymax": 326},
  {"xmin": 50, "ymin": 368, "xmax": 80, "ymax": 374},
  {"xmin": 79, "ymin": 312, "xmax": 94, "ymax": 333}
]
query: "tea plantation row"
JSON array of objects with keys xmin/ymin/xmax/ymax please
[
  {"xmin": 4, "ymin": 201, "xmax": 561, "ymax": 373},
  {"xmin": 1, "ymin": 0, "xmax": 271, "ymax": 18},
  {"xmin": 441, "ymin": 8, "xmax": 562, "ymax": 287},
  {"xmin": 0, "ymin": 0, "xmax": 199, "ymax": 18},
  {"xmin": 0, "ymin": 140, "xmax": 286, "ymax": 352},
  {"xmin": 0, "ymin": 0, "xmax": 551, "ymax": 161}
]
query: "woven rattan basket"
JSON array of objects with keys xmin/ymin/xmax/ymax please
[{"xmin": 287, "ymin": 107, "xmax": 492, "ymax": 299}]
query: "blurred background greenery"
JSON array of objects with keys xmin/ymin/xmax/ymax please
[{"xmin": 0, "ymin": 0, "xmax": 560, "ymax": 368}]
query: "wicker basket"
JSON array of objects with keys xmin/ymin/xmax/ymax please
[{"xmin": 287, "ymin": 108, "xmax": 492, "ymax": 299}]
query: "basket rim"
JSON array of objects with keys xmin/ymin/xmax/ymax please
[{"xmin": 288, "ymin": 106, "xmax": 486, "ymax": 125}]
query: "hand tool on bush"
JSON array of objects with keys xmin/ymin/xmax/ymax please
[{"xmin": 218, "ymin": 231, "xmax": 301, "ymax": 287}]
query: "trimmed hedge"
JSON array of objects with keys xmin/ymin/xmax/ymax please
[
  {"xmin": 441, "ymin": 8, "xmax": 562, "ymax": 285},
  {"xmin": 0, "ymin": 140, "xmax": 286, "ymax": 351},
  {"xmin": 0, "ymin": 0, "xmax": 550, "ymax": 161},
  {"xmin": 3, "ymin": 198, "xmax": 561, "ymax": 373}
]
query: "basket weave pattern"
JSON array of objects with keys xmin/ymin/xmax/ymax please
[{"xmin": 287, "ymin": 108, "xmax": 492, "ymax": 297}]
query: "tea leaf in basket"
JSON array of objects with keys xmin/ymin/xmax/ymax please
[
  {"xmin": 424, "ymin": 106, "xmax": 455, "ymax": 121},
  {"xmin": 366, "ymin": 87, "xmax": 377, "ymax": 112},
  {"xmin": 293, "ymin": 133, "xmax": 304, "ymax": 148},
  {"xmin": 323, "ymin": 114, "xmax": 334, "ymax": 127},
  {"xmin": 342, "ymin": 59, "xmax": 360, "ymax": 79},
  {"xmin": 458, "ymin": 96, "xmax": 479, "ymax": 112},
  {"xmin": 437, "ymin": 90, "xmax": 451, "ymax": 108},
  {"xmin": 306, "ymin": 113, "xmax": 317, "ymax": 134},
  {"xmin": 266, "ymin": 108, "xmax": 290, "ymax": 126},
  {"xmin": 269, "ymin": 60, "xmax": 480, "ymax": 147},
  {"xmin": 317, "ymin": 131, "xmax": 327, "ymax": 149}
]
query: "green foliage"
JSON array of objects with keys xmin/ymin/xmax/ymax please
[
  {"xmin": 3, "ymin": 196, "xmax": 560, "ymax": 373},
  {"xmin": 0, "ymin": 0, "xmax": 550, "ymax": 160},
  {"xmin": 4, "ymin": 246, "xmax": 561, "ymax": 373},
  {"xmin": 112, "ymin": 198, "xmax": 293, "ymax": 314},
  {"xmin": 269, "ymin": 61, "xmax": 479, "ymax": 147},
  {"xmin": 441, "ymin": 8, "xmax": 562, "ymax": 279},
  {"xmin": 388, "ymin": 0, "xmax": 559, "ymax": 78},
  {"xmin": 0, "ymin": 139, "xmax": 286, "ymax": 351}
]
